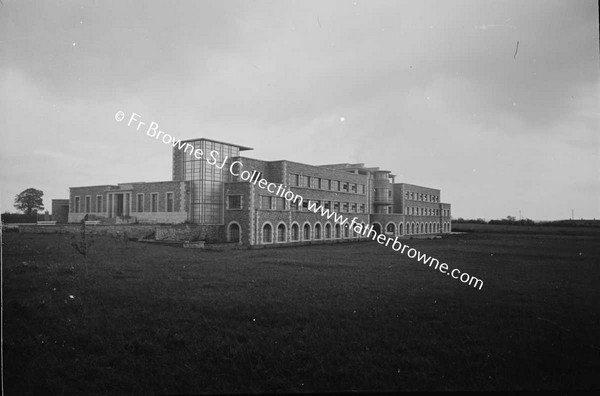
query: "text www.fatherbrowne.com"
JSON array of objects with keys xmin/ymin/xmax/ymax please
[
  {"xmin": 116, "ymin": 110, "xmax": 483, "ymax": 291},
  {"xmin": 306, "ymin": 201, "xmax": 483, "ymax": 290}
]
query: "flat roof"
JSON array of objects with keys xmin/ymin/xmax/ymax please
[
  {"xmin": 318, "ymin": 163, "xmax": 393, "ymax": 174},
  {"xmin": 235, "ymin": 156, "xmax": 372, "ymax": 179},
  {"xmin": 396, "ymin": 182, "xmax": 440, "ymax": 191},
  {"xmin": 179, "ymin": 137, "xmax": 253, "ymax": 151}
]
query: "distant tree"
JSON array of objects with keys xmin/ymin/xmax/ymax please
[
  {"xmin": 14, "ymin": 188, "xmax": 44, "ymax": 216},
  {"xmin": 506, "ymin": 216, "xmax": 516, "ymax": 222}
]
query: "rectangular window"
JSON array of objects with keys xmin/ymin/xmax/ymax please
[
  {"xmin": 359, "ymin": 204, "xmax": 365, "ymax": 213},
  {"xmin": 324, "ymin": 201, "xmax": 330, "ymax": 210},
  {"xmin": 96, "ymin": 195, "xmax": 102, "ymax": 212},
  {"xmin": 290, "ymin": 201, "xmax": 299, "ymax": 211},
  {"xmin": 351, "ymin": 203, "xmax": 357, "ymax": 213},
  {"xmin": 361, "ymin": 184, "xmax": 365, "ymax": 194},
  {"xmin": 151, "ymin": 193, "xmax": 158, "ymax": 212},
  {"xmin": 312, "ymin": 177, "xmax": 320, "ymax": 189},
  {"xmin": 85, "ymin": 196, "xmax": 91, "ymax": 213},
  {"xmin": 342, "ymin": 182, "xmax": 348, "ymax": 192},
  {"xmin": 350, "ymin": 184, "xmax": 357, "ymax": 193},
  {"xmin": 334, "ymin": 181, "xmax": 340, "ymax": 191},
  {"xmin": 302, "ymin": 200, "xmax": 309, "ymax": 211},
  {"xmin": 333, "ymin": 202, "xmax": 340, "ymax": 212},
  {"xmin": 323, "ymin": 179, "xmax": 330, "ymax": 190},
  {"xmin": 227, "ymin": 195, "xmax": 242, "ymax": 210},
  {"xmin": 166, "ymin": 192, "xmax": 174, "ymax": 212},
  {"xmin": 290, "ymin": 173, "xmax": 299, "ymax": 186},
  {"xmin": 342, "ymin": 202, "xmax": 348, "ymax": 212},
  {"xmin": 261, "ymin": 196, "xmax": 272, "ymax": 210},
  {"xmin": 300, "ymin": 175, "xmax": 309, "ymax": 188},
  {"xmin": 74, "ymin": 196, "xmax": 80, "ymax": 213},
  {"xmin": 275, "ymin": 197, "xmax": 285, "ymax": 210},
  {"xmin": 137, "ymin": 194, "xmax": 144, "ymax": 212}
]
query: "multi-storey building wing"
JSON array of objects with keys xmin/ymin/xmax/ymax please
[{"xmin": 66, "ymin": 138, "xmax": 451, "ymax": 245}]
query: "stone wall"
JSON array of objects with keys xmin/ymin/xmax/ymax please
[
  {"xmin": 18, "ymin": 224, "xmax": 223, "ymax": 241},
  {"xmin": 155, "ymin": 224, "xmax": 222, "ymax": 242}
]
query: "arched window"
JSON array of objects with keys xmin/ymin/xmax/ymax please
[
  {"xmin": 303, "ymin": 223, "xmax": 311, "ymax": 240},
  {"xmin": 344, "ymin": 225, "xmax": 350, "ymax": 238},
  {"xmin": 277, "ymin": 223, "xmax": 286, "ymax": 242},
  {"xmin": 291, "ymin": 223, "xmax": 299, "ymax": 241},
  {"xmin": 325, "ymin": 223, "xmax": 331, "ymax": 239},
  {"xmin": 228, "ymin": 222, "xmax": 240, "ymax": 243},
  {"xmin": 314, "ymin": 223, "xmax": 322, "ymax": 240},
  {"xmin": 372, "ymin": 223, "xmax": 382, "ymax": 234},
  {"xmin": 262, "ymin": 223, "xmax": 272, "ymax": 243},
  {"xmin": 411, "ymin": 222, "xmax": 415, "ymax": 234},
  {"xmin": 399, "ymin": 223, "xmax": 403, "ymax": 235},
  {"xmin": 386, "ymin": 222, "xmax": 395, "ymax": 234},
  {"xmin": 335, "ymin": 224, "xmax": 341, "ymax": 238},
  {"xmin": 420, "ymin": 222, "xmax": 424, "ymax": 233}
]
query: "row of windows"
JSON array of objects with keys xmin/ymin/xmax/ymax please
[
  {"xmin": 380, "ymin": 221, "xmax": 450, "ymax": 235},
  {"xmin": 401, "ymin": 222, "xmax": 451, "ymax": 234},
  {"xmin": 258, "ymin": 196, "xmax": 368, "ymax": 213},
  {"xmin": 73, "ymin": 195, "xmax": 103, "ymax": 213},
  {"xmin": 230, "ymin": 220, "xmax": 451, "ymax": 244},
  {"xmin": 72, "ymin": 193, "xmax": 174, "ymax": 213},
  {"xmin": 258, "ymin": 221, "xmax": 366, "ymax": 244},
  {"xmin": 289, "ymin": 173, "xmax": 365, "ymax": 195},
  {"xmin": 227, "ymin": 195, "xmax": 369, "ymax": 213},
  {"xmin": 135, "ymin": 193, "xmax": 174, "ymax": 213},
  {"xmin": 406, "ymin": 207, "xmax": 450, "ymax": 216},
  {"xmin": 405, "ymin": 191, "xmax": 439, "ymax": 203},
  {"xmin": 226, "ymin": 221, "xmax": 452, "ymax": 244}
]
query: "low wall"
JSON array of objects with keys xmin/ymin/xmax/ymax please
[
  {"xmin": 155, "ymin": 224, "xmax": 222, "ymax": 242},
  {"xmin": 18, "ymin": 224, "xmax": 157, "ymax": 239},
  {"xmin": 18, "ymin": 223, "xmax": 224, "ymax": 242}
]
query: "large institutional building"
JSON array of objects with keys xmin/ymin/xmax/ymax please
[{"xmin": 67, "ymin": 138, "xmax": 451, "ymax": 246}]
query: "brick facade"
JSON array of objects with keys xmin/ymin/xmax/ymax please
[
  {"xmin": 51, "ymin": 199, "xmax": 70, "ymax": 223},
  {"xmin": 68, "ymin": 181, "xmax": 189, "ymax": 224},
  {"xmin": 64, "ymin": 138, "xmax": 451, "ymax": 245}
]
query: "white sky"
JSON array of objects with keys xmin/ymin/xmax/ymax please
[{"xmin": 1, "ymin": 0, "xmax": 598, "ymax": 220}]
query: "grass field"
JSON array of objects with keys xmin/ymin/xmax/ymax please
[{"xmin": 3, "ymin": 229, "xmax": 600, "ymax": 394}]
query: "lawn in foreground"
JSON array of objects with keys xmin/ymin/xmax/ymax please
[{"xmin": 3, "ymin": 231, "xmax": 600, "ymax": 394}]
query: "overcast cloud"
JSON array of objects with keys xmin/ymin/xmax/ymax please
[{"xmin": 1, "ymin": 0, "xmax": 598, "ymax": 220}]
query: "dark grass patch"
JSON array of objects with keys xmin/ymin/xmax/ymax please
[{"xmin": 3, "ymin": 231, "xmax": 600, "ymax": 394}]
